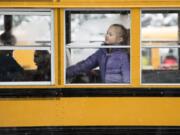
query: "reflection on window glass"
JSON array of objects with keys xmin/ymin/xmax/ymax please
[
  {"xmin": 142, "ymin": 48, "xmax": 151, "ymax": 69},
  {"xmin": 0, "ymin": 15, "xmax": 51, "ymax": 46},
  {"xmin": 141, "ymin": 10, "xmax": 180, "ymax": 83},
  {"xmin": 70, "ymin": 13, "xmax": 130, "ymax": 42},
  {"xmin": 0, "ymin": 50, "xmax": 51, "ymax": 82},
  {"xmin": 65, "ymin": 10, "xmax": 131, "ymax": 84},
  {"xmin": 142, "ymin": 13, "xmax": 178, "ymax": 41},
  {"xmin": 142, "ymin": 48, "xmax": 179, "ymax": 70}
]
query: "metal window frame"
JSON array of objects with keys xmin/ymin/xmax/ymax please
[
  {"xmin": 140, "ymin": 9, "xmax": 180, "ymax": 85},
  {"xmin": 64, "ymin": 9, "xmax": 132, "ymax": 85},
  {"xmin": 0, "ymin": 9, "xmax": 55, "ymax": 85}
]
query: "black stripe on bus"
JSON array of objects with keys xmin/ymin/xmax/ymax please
[
  {"xmin": 0, "ymin": 126, "xmax": 180, "ymax": 134},
  {"xmin": 0, "ymin": 88, "xmax": 180, "ymax": 97}
]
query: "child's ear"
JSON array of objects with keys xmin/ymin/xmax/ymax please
[{"xmin": 119, "ymin": 37, "xmax": 123, "ymax": 43}]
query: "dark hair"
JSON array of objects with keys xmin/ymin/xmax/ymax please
[
  {"xmin": 110, "ymin": 24, "xmax": 130, "ymax": 58},
  {"xmin": 110, "ymin": 24, "xmax": 129, "ymax": 45}
]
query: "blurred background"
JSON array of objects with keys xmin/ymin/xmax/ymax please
[
  {"xmin": 141, "ymin": 12, "xmax": 178, "ymax": 70},
  {"xmin": 0, "ymin": 15, "xmax": 51, "ymax": 70}
]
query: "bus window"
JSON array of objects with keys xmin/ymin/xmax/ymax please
[
  {"xmin": 141, "ymin": 10, "xmax": 180, "ymax": 84},
  {"xmin": 65, "ymin": 9, "xmax": 131, "ymax": 84},
  {"xmin": 0, "ymin": 9, "xmax": 54, "ymax": 85}
]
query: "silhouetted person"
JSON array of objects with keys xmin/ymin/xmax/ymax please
[
  {"xmin": 0, "ymin": 15, "xmax": 23, "ymax": 81},
  {"xmin": 0, "ymin": 51, "xmax": 24, "ymax": 81},
  {"xmin": 33, "ymin": 50, "xmax": 51, "ymax": 81}
]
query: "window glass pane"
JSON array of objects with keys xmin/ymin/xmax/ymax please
[
  {"xmin": 0, "ymin": 10, "xmax": 53, "ymax": 85},
  {"xmin": 0, "ymin": 50, "xmax": 51, "ymax": 82},
  {"xmin": 142, "ymin": 12, "xmax": 178, "ymax": 45},
  {"xmin": 66, "ymin": 48, "xmax": 101, "ymax": 83},
  {"xmin": 0, "ymin": 15, "xmax": 51, "ymax": 46},
  {"xmin": 142, "ymin": 48, "xmax": 179, "ymax": 70},
  {"xmin": 66, "ymin": 48, "xmax": 130, "ymax": 84},
  {"xmin": 141, "ymin": 10, "xmax": 180, "ymax": 84},
  {"xmin": 70, "ymin": 14, "xmax": 130, "ymax": 43},
  {"xmin": 65, "ymin": 10, "xmax": 131, "ymax": 84},
  {"xmin": 142, "ymin": 47, "xmax": 179, "ymax": 71},
  {"xmin": 66, "ymin": 10, "xmax": 130, "ymax": 44},
  {"xmin": 67, "ymin": 48, "xmax": 97, "ymax": 65}
]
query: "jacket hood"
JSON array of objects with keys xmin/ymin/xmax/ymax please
[{"xmin": 101, "ymin": 48, "xmax": 125, "ymax": 54}]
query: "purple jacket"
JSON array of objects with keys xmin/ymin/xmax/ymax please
[{"xmin": 66, "ymin": 48, "xmax": 130, "ymax": 83}]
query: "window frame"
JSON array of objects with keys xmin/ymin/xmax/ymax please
[
  {"xmin": 140, "ymin": 9, "xmax": 180, "ymax": 85},
  {"xmin": 64, "ymin": 9, "xmax": 132, "ymax": 86},
  {"xmin": 0, "ymin": 9, "xmax": 55, "ymax": 85}
]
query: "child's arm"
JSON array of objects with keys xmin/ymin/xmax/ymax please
[
  {"xmin": 66, "ymin": 50, "xmax": 100, "ymax": 78},
  {"xmin": 121, "ymin": 53, "xmax": 130, "ymax": 83}
]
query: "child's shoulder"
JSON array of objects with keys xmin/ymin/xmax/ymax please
[{"xmin": 114, "ymin": 49, "xmax": 129, "ymax": 58}]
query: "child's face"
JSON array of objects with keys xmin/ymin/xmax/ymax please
[{"xmin": 105, "ymin": 26, "xmax": 123, "ymax": 45}]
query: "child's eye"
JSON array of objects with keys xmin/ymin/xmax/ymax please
[{"xmin": 107, "ymin": 33, "xmax": 112, "ymax": 36}]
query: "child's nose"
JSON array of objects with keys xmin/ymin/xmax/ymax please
[
  {"xmin": 105, "ymin": 35, "xmax": 107, "ymax": 39},
  {"xmin": 105, "ymin": 34, "xmax": 109, "ymax": 39}
]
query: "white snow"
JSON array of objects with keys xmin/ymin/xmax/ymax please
[{"xmin": 13, "ymin": 16, "xmax": 51, "ymax": 46}]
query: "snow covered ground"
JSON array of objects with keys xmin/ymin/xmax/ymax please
[{"xmin": 13, "ymin": 16, "xmax": 51, "ymax": 46}]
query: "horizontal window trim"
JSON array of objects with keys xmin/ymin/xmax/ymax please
[
  {"xmin": 35, "ymin": 40, "xmax": 51, "ymax": 44},
  {"xmin": 0, "ymin": 46, "xmax": 51, "ymax": 51},
  {"xmin": 141, "ymin": 83, "xmax": 180, "ymax": 86},
  {"xmin": 0, "ymin": 82, "xmax": 52, "ymax": 86},
  {"xmin": 142, "ymin": 8, "xmax": 180, "ymax": 13},
  {"xmin": 141, "ymin": 45, "xmax": 180, "ymax": 48},
  {"xmin": 0, "ymin": 9, "xmax": 52, "ymax": 16},
  {"xmin": 66, "ymin": 45, "xmax": 130, "ymax": 49},
  {"xmin": 65, "ymin": 8, "xmax": 131, "ymax": 13},
  {"xmin": 142, "ymin": 40, "xmax": 178, "ymax": 42},
  {"xmin": 65, "ymin": 83, "xmax": 131, "ymax": 86}
]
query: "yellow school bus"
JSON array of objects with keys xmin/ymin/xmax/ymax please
[{"xmin": 0, "ymin": 0, "xmax": 180, "ymax": 134}]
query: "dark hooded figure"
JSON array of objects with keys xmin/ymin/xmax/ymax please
[
  {"xmin": 33, "ymin": 50, "xmax": 51, "ymax": 81},
  {"xmin": 0, "ymin": 15, "xmax": 23, "ymax": 81}
]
